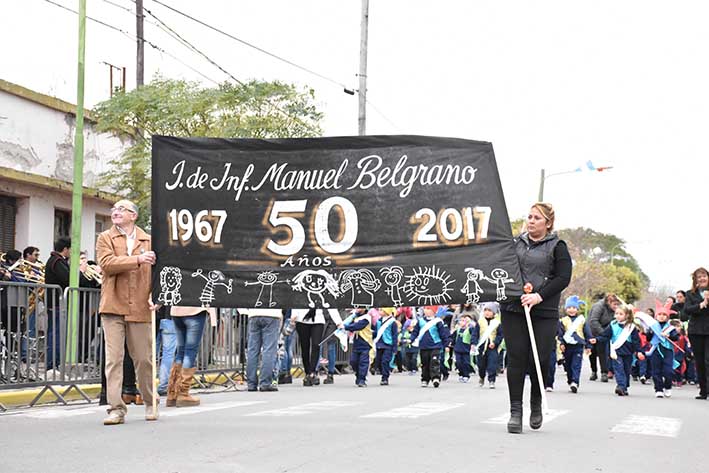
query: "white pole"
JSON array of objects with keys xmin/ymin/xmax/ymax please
[
  {"xmin": 523, "ymin": 303, "xmax": 549, "ymax": 413},
  {"xmin": 357, "ymin": 0, "xmax": 369, "ymax": 135},
  {"xmin": 151, "ymin": 309, "xmax": 157, "ymax": 417}
]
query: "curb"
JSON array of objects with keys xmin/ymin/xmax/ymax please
[
  {"xmin": 0, "ymin": 384, "xmax": 102, "ymax": 408},
  {"xmin": 0, "ymin": 369, "xmax": 309, "ymax": 410}
]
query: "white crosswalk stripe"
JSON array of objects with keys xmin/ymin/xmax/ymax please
[
  {"xmin": 610, "ymin": 415, "xmax": 682, "ymax": 438},
  {"xmin": 161, "ymin": 401, "xmax": 266, "ymax": 418},
  {"xmin": 11, "ymin": 404, "xmax": 106, "ymax": 420},
  {"xmin": 482, "ymin": 409, "xmax": 570, "ymax": 425},
  {"xmin": 362, "ymin": 402, "xmax": 463, "ymax": 419},
  {"xmin": 245, "ymin": 401, "xmax": 360, "ymax": 417}
]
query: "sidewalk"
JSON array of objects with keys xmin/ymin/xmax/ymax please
[{"xmin": 0, "ymin": 371, "xmax": 251, "ymax": 409}]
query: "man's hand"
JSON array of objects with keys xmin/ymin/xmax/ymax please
[
  {"xmin": 488, "ymin": 342, "xmax": 495, "ymax": 350},
  {"xmin": 138, "ymin": 251, "xmax": 156, "ymax": 265},
  {"xmin": 589, "ymin": 338, "xmax": 597, "ymax": 345},
  {"xmin": 148, "ymin": 300, "xmax": 162, "ymax": 311}
]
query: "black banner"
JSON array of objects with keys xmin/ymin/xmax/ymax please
[{"xmin": 151, "ymin": 135, "xmax": 522, "ymax": 309}]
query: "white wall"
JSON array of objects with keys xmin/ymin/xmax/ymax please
[
  {"xmin": 0, "ymin": 89, "xmax": 126, "ymax": 190},
  {"xmin": 1, "ymin": 179, "xmax": 111, "ymax": 260}
]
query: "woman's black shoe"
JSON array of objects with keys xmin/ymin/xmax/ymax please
[
  {"xmin": 529, "ymin": 399, "xmax": 543, "ymax": 430},
  {"xmin": 696, "ymin": 394, "xmax": 707, "ymax": 400},
  {"xmin": 507, "ymin": 401, "xmax": 523, "ymax": 434}
]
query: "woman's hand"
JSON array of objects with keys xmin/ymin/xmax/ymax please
[
  {"xmin": 589, "ymin": 338, "xmax": 597, "ymax": 345},
  {"xmin": 520, "ymin": 292, "xmax": 543, "ymax": 307}
]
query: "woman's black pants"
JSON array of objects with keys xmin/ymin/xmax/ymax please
[
  {"xmin": 689, "ymin": 334, "xmax": 709, "ymax": 397},
  {"xmin": 501, "ymin": 311, "xmax": 558, "ymax": 404},
  {"xmin": 295, "ymin": 323, "xmax": 324, "ymax": 375}
]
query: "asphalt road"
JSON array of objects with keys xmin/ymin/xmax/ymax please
[{"xmin": 1, "ymin": 364, "xmax": 706, "ymax": 473}]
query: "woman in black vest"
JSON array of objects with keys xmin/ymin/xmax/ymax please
[
  {"xmin": 684, "ymin": 267, "xmax": 709, "ymax": 400},
  {"xmin": 502, "ymin": 203, "xmax": 572, "ymax": 433}
]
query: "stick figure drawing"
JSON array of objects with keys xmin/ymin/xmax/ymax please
[
  {"xmin": 461, "ymin": 267, "xmax": 485, "ymax": 304},
  {"xmin": 191, "ymin": 269, "xmax": 233, "ymax": 307},
  {"xmin": 485, "ymin": 268, "xmax": 515, "ymax": 301},
  {"xmin": 379, "ymin": 266, "xmax": 404, "ymax": 306},
  {"xmin": 158, "ymin": 266, "xmax": 182, "ymax": 306},
  {"xmin": 290, "ymin": 269, "xmax": 340, "ymax": 308},
  {"xmin": 244, "ymin": 271, "xmax": 290, "ymax": 307},
  {"xmin": 339, "ymin": 269, "xmax": 382, "ymax": 309}
]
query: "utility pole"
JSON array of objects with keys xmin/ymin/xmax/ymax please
[
  {"xmin": 136, "ymin": 0, "xmax": 144, "ymax": 87},
  {"xmin": 538, "ymin": 168, "xmax": 545, "ymax": 202},
  {"xmin": 67, "ymin": 0, "xmax": 87, "ymax": 363},
  {"xmin": 357, "ymin": 0, "xmax": 369, "ymax": 135}
]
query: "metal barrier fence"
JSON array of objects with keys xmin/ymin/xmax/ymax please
[{"xmin": 1, "ymin": 280, "xmax": 352, "ymax": 410}]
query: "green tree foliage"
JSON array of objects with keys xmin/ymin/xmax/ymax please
[
  {"xmin": 558, "ymin": 227, "xmax": 647, "ymax": 304},
  {"xmin": 93, "ymin": 77, "xmax": 323, "ymax": 227}
]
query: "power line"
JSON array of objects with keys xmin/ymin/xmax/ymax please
[
  {"xmin": 140, "ymin": 3, "xmax": 244, "ymax": 85},
  {"xmin": 43, "ymin": 0, "xmax": 221, "ymax": 85},
  {"xmin": 147, "ymin": 0, "xmax": 353, "ymax": 92}
]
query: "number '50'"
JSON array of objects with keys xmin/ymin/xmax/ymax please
[{"xmin": 266, "ymin": 197, "xmax": 358, "ymax": 256}]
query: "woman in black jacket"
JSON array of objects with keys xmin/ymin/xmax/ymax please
[
  {"xmin": 502, "ymin": 203, "xmax": 572, "ymax": 434},
  {"xmin": 684, "ymin": 267, "xmax": 709, "ymax": 400}
]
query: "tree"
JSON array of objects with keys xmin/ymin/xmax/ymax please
[
  {"xmin": 93, "ymin": 77, "xmax": 324, "ymax": 227},
  {"xmin": 558, "ymin": 227, "xmax": 647, "ymax": 305}
]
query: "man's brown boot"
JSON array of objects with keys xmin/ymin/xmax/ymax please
[
  {"xmin": 176, "ymin": 367, "xmax": 200, "ymax": 407},
  {"xmin": 166, "ymin": 363, "xmax": 182, "ymax": 407}
]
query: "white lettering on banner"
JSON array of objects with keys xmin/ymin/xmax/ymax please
[
  {"xmin": 251, "ymin": 160, "xmax": 348, "ymax": 194},
  {"xmin": 266, "ymin": 198, "xmax": 358, "ymax": 256},
  {"xmin": 169, "ymin": 209, "xmax": 228, "ymax": 244},
  {"xmin": 164, "ymin": 155, "xmax": 477, "ymax": 202},
  {"xmin": 413, "ymin": 206, "xmax": 492, "ymax": 244},
  {"xmin": 165, "ymin": 160, "xmax": 254, "ymax": 201},
  {"xmin": 347, "ymin": 154, "xmax": 478, "ymax": 198}
]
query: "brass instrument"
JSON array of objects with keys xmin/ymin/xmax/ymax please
[
  {"xmin": 15, "ymin": 259, "xmax": 45, "ymax": 284},
  {"xmin": 83, "ymin": 263, "xmax": 103, "ymax": 285}
]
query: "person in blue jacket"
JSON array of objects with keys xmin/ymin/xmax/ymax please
[
  {"xmin": 343, "ymin": 309, "xmax": 373, "ymax": 387},
  {"xmin": 411, "ymin": 305, "xmax": 451, "ymax": 388},
  {"xmin": 477, "ymin": 302, "xmax": 504, "ymax": 389},
  {"xmin": 374, "ymin": 307, "xmax": 399, "ymax": 386},
  {"xmin": 590, "ymin": 304, "xmax": 645, "ymax": 396},
  {"xmin": 557, "ymin": 295, "xmax": 590, "ymax": 393},
  {"xmin": 452, "ymin": 313, "xmax": 478, "ymax": 382},
  {"xmin": 649, "ymin": 301, "xmax": 680, "ymax": 398}
]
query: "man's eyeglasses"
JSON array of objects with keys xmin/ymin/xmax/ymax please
[{"xmin": 111, "ymin": 206, "xmax": 136, "ymax": 214}]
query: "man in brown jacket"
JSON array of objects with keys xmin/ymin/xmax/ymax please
[{"xmin": 96, "ymin": 199, "xmax": 158, "ymax": 425}]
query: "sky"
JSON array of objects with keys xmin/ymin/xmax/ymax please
[{"xmin": 3, "ymin": 0, "xmax": 708, "ymax": 291}]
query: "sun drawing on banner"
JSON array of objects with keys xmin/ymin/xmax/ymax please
[{"xmin": 403, "ymin": 266, "xmax": 455, "ymax": 305}]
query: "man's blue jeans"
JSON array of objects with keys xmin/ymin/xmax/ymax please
[
  {"xmin": 279, "ymin": 331, "xmax": 296, "ymax": 376},
  {"xmin": 156, "ymin": 319, "xmax": 176, "ymax": 394},
  {"xmin": 174, "ymin": 313, "xmax": 207, "ymax": 369},
  {"xmin": 247, "ymin": 317, "xmax": 280, "ymax": 389}
]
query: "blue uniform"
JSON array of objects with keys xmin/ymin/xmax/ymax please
[
  {"xmin": 557, "ymin": 314, "xmax": 590, "ymax": 386},
  {"xmin": 411, "ymin": 317, "xmax": 450, "ymax": 383},
  {"xmin": 477, "ymin": 317, "xmax": 503, "ymax": 383},
  {"xmin": 596, "ymin": 321, "xmax": 641, "ymax": 392},
  {"xmin": 453, "ymin": 323, "xmax": 478, "ymax": 378},
  {"xmin": 649, "ymin": 321, "xmax": 679, "ymax": 393},
  {"xmin": 344, "ymin": 314, "xmax": 373, "ymax": 386},
  {"xmin": 374, "ymin": 316, "xmax": 399, "ymax": 382}
]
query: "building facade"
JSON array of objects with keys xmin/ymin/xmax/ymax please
[{"xmin": 0, "ymin": 78, "xmax": 127, "ymax": 261}]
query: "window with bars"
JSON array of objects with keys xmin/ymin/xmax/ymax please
[{"xmin": 0, "ymin": 195, "xmax": 17, "ymax": 252}]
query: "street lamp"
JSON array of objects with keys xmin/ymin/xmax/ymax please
[
  {"xmin": 609, "ymin": 243, "xmax": 624, "ymax": 266},
  {"xmin": 537, "ymin": 161, "xmax": 613, "ymax": 202}
]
